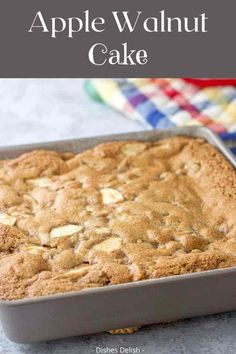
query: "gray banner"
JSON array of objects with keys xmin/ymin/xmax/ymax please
[{"xmin": 0, "ymin": 0, "xmax": 235, "ymax": 77}]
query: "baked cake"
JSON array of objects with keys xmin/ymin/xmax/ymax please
[{"xmin": 0, "ymin": 136, "xmax": 235, "ymax": 300}]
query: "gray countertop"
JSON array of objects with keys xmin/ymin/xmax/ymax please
[{"xmin": 0, "ymin": 79, "xmax": 235, "ymax": 354}]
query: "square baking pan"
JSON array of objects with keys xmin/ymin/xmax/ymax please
[{"xmin": 0, "ymin": 126, "xmax": 236, "ymax": 343}]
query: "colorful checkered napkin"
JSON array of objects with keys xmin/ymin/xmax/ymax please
[{"xmin": 87, "ymin": 78, "xmax": 236, "ymax": 154}]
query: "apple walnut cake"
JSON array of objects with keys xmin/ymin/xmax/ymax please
[{"xmin": 0, "ymin": 136, "xmax": 235, "ymax": 300}]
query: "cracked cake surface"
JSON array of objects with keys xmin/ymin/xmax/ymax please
[{"xmin": 0, "ymin": 136, "xmax": 235, "ymax": 300}]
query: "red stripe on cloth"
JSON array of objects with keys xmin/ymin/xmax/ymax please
[
  {"xmin": 184, "ymin": 78, "xmax": 236, "ymax": 87},
  {"xmin": 151, "ymin": 79, "xmax": 227, "ymax": 132},
  {"xmin": 207, "ymin": 123, "xmax": 227, "ymax": 133},
  {"xmin": 195, "ymin": 115, "xmax": 213, "ymax": 125},
  {"xmin": 158, "ymin": 80, "xmax": 202, "ymax": 118}
]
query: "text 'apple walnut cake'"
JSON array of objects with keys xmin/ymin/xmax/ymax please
[{"xmin": 0, "ymin": 136, "xmax": 235, "ymax": 300}]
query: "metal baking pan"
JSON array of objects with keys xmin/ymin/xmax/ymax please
[{"xmin": 0, "ymin": 126, "xmax": 236, "ymax": 343}]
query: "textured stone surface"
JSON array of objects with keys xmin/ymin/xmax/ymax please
[
  {"xmin": 0, "ymin": 79, "xmax": 235, "ymax": 353},
  {"xmin": 0, "ymin": 79, "xmax": 144, "ymax": 147}
]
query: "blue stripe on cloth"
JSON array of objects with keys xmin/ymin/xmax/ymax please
[
  {"xmin": 147, "ymin": 110, "xmax": 175, "ymax": 128},
  {"xmin": 230, "ymin": 147, "xmax": 236, "ymax": 155},
  {"xmin": 118, "ymin": 81, "xmax": 175, "ymax": 128},
  {"xmin": 193, "ymin": 100, "xmax": 211, "ymax": 111},
  {"xmin": 219, "ymin": 132, "xmax": 236, "ymax": 155},
  {"xmin": 220, "ymin": 132, "xmax": 236, "ymax": 141}
]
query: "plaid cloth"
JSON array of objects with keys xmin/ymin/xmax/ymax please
[{"xmin": 87, "ymin": 78, "xmax": 236, "ymax": 154}]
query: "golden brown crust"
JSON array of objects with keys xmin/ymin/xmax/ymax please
[
  {"xmin": 0, "ymin": 137, "xmax": 235, "ymax": 300},
  {"xmin": 108, "ymin": 327, "xmax": 140, "ymax": 335}
]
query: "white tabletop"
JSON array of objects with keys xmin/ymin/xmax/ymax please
[
  {"xmin": 0, "ymin": 79, "xmax": 235, "ymax": 354},
  {"xmin": 0, "ymin": 79, "xmax": 144, "ymax": 147}
]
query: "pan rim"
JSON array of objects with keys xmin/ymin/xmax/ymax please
[{"xmin": 0, "ymin": 126, "xmax": 235, "ymax": 306}]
